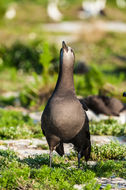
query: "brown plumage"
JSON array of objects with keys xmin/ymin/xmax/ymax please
[
  {"xmin": 123, "ymin": 92, "xmax": 126, "ymax": 97},
  {"xmin": 82, "ymin": 95, "xmax": 125, "ymax": 116},
  {"xmin": 41, "ymin": 41, "xmax": 91, "ymax": 168},
  {"xmin": 74, "ymin": 61, "xmax": 89, "ymax": 75}
]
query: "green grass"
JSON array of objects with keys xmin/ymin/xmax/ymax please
[
  {"xmin": 67, "ymin": 141, "xmax": 126, "ymax": 162},
  {"xmin": 36, "ymin": 141, "xmax": 126, "ymax": 160},
  {"xmin": 91, "ymin": 141, "xmax": 126, "ymax": 161},
  {"xmin": 90, "ymin": 119, "xmax": 126, "ymax": 136},
  {"xmin": 0, "ymin": 149, "xmax": 126, "ymax": 189},
  {"xmin": 0, "ymin": 109, "xmax": 42, "ymax": 139}
]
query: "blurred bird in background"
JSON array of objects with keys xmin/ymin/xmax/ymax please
[
  {"xmin": 78, "ymin": 0, "xmax": 106, "ymax": 19},
  {"xmin": 47, "ymin": 0, "xmax": 63, "ymax": 21}
]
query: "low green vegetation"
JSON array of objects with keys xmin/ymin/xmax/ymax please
[
  {"xmin": 0, "ymin": 41, "xmax": 58, "ymax": 74},
  {"xmin": 0, "ymin": 149, "xmax": 126, "ymax": 189},
  {"xmin": 0, "ymin": 42, "xmax": 42, "ymax": 73},
  {"xmin": 0, "ymin": 109, "xmax": 42, "ymax": 139},
  {"xmin": 68, "ymin": 141, "xmax": 126, "ymax": 162},
  {"xmin": 34, "ymin": 141, "xmax": 126, "ymax": 161},
  {"xmin": 90, "ymin": 119, "xmax": 126, "ymax": 136},
  {"xmin": 0, "ymin": 96, "xmax": 16, "ymax": 107},
  {"xmin": 91, "ymin": 141, "xmax": 126, "ymax": 161}
]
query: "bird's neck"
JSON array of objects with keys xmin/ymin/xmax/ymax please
[{"xmin": 54, "ymin": 60, "xmax": 75, "ymax": 94}]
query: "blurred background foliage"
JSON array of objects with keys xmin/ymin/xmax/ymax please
[{"xmin": 0, "ymin": 0, "xmax": 126, "ymax": 110}]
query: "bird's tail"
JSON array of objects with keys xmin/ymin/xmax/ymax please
[{"xmin": 55, "ymin": 142, "xmax": 64, "ymax": 156}]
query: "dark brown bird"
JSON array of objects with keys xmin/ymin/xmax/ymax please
[
  {"xmin": 83, "ymin": 95, "xmax": 125, "ymax": 116},
  {"xmin": 74, "ymin": 61, "xmax": 89, "ymax": 75},
  {"xmin": 123, "ymin": 92, "xmax": 126, "ymax": 97},
  {"xmin": 41, "ymin": 41, "xmax": 91, "ymax": 168}
]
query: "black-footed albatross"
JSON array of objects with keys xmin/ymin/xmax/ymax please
[
  {"xmin": 41, "ymin": 41, "xmax": 91, "ymax": 168},
  {"xmin": 83, "ymin": 95, "xmax": 125, "ymax": 116}
]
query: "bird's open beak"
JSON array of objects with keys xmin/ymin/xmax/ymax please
[
  {"xmin": 62, "ymin": 41, "xmax": 68, "ymax": 52},
  {"xmin": 123, "ymin": 92, "xmax": 126, "ymax": 97}
]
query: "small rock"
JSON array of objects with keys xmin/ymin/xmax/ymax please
[
  {"xmin": 97, "ymin": 177, "xmax": 126, "ymax": 189},
  {"xmin": 74, "ymin": 184, "xmax": 85, "ymax": 190},
  {"xmin": 29, "ymin": 112, "xmax": 41, "ymax": 123}
]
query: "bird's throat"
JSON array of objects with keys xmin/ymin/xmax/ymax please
[{"xmin": 54, "ymin": 61, "xmax": 75, "ymax": 93}]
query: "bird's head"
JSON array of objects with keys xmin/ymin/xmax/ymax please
[{"xmin": 60, "ymin": 41, "xmax": 75, "ymax": 66}]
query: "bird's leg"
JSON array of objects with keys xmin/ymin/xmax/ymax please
[
  {"xmin": 78, "ymin": 152, "xmax": 81, "ymax": 169},
  {"xmin": 86, "ymin": 161, "xmax": 88, "ymax": 167},
  {"xmin": 85, "ymin": 161, "xmax": 88, "ymax": 170},
  {"xmin": 49, "ymin": 149, "xmax": 52, "ymax": 168}
]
